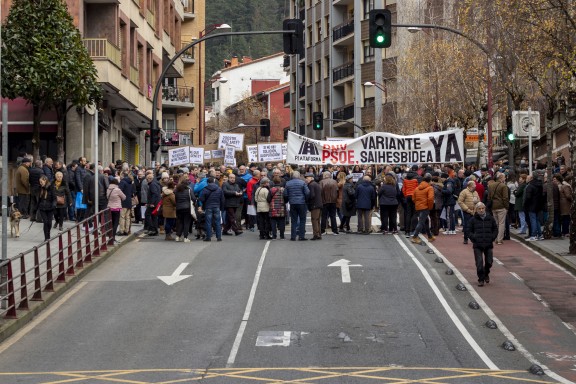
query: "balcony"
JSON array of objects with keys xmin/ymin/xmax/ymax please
[
  {"xmin": 333, "ymin": 19, "xmax": 354, "ymax": 45},
  {"xmin": 130, "ymin": 65, "xmax": 139, "ymax": 87},
  {"xmin": 333, "ymin": 103, "xmax": 354, "ymax": 121},
  {"xmin": 183, "ymin": 0, "xmax": 195, "ymax": 19},
  {"xmin": 333, "ymin": 61, "xmax": 354, "ymax": 84},
  {"xmin": 299, "ymin": 83, "xmax": 305, "ymax": 99},
  {"xmin": 181, "ymin": 42, "xmax": 195, "ymax": 64},
  {"xmin": 162, "ymin": 86, "xmax": 195, "ymax": 109},
  {"xmin": 83, "ymin": 38, "xmax": 121, "ymax": 68}
]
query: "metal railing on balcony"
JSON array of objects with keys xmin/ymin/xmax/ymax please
[
  {"xmin": 333, "ymin": 103, "xmax": 355, "ymax": 121},
  {"xmin": 181, "ymin": 42, "xmax": 195, "ymax": 61},
  {"xmin": 145, "ymin": 9, "xmax": 155, "ymax": 28},
  {"xmin": 130, "ymin": 65, "xmax": 139, "ymax": 86},
  {"xmin": 333, "ymin": 62, "xmax": 354, "ymax": 82},
  {"xmin": 333, "ymin": 19, "xmax": 354, "ymax": 42},
  {"xmin": 83, "ymin": 38, "xmax": 121, "ymax": 68},
  {"xmin": 162, "ymin": 86, "xmax": 194, "ymax": 104}
]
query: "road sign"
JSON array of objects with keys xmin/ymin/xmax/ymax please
[{"xmin": 512, "ymin": 111, "xmax": 540, "ymax": 137}]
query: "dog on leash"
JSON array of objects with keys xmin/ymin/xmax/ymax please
[{"xmin": 9, "ymin": 203, "xmax": 22, "ymax": 238}]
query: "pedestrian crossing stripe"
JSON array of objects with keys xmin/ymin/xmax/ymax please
[{"xmin": 0, "ymin": 367, "xmax": 554, "ymax": 383}]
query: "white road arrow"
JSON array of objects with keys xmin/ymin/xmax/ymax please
[
  {"xmin": 158, "ymin": 263, "xmax": 192, "ymax": 286},
  {"xmin": 328, "ymin": 259, "xmax": 362, "ymax": 283}
]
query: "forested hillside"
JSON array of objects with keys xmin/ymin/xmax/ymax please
[{"xmin": 205, "ymin": 0, "xmax": 289, "ymax": 81}]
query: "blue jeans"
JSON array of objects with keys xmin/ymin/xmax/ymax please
[
  {"xmin": 518, "ymin": 211, "xmax": 527, "ymax": 233},
  {"xmin": 529, "ymin": 212, "xmax": 542, "ymax": 237},
  {"xmin": 446, "ymin": 205, "xmax": 456, "ymax": 231},
  {"xmin": 205, "ymin": 207, "xmax": 222, "ymax": 239},
  {"xmin": 290, "ymin": 204, "xmax": 307, "ymax": 239}
]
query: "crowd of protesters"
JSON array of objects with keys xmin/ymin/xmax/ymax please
[{"xmin": 12, "ymin": 151, "xmax": 573, "ymax": 251}]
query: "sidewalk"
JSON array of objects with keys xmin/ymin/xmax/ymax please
[
  {"xmin": 509, "ymin": 230, "xmax": 576, "ymax": 275},
  {"xmin": 0, "ymin": 217, "xmax": 141, "ymax": 259}
]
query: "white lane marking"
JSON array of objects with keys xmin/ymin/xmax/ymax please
[
  {"xmin": 512, "ymin": 238, "xmax": 576, "ymax": 280},
  {"xmin": 226, "ymin": 241, "xmax": 270, "ymax": 367},
  {"xmin": 424, "ymin": 240, "xmax": 574, "ymax": 384},
  {"xmin": 494, "ymin": 257, "xmax": 504, "ymax": 266},
  {"xmin": 532, "ymin": 292, "xmax": 550, "ymax": 308},
  {"xmin": 0, "ymin": 282, "xmax": 87, "ymax": 356},
  {"xmin": 510, "ymin": 272, "xmax": 524, "ymax": 282},
  {"xmin": 328, "ymin": 259, "xmax": 362, "ymax": 283},
  {"xmin": 394, "ymin": 236, "xmax": 499, "ymax": 370}
]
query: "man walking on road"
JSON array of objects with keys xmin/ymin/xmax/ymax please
[
  {"xmin": 356, "ymin": 176, "xmax": 376, "ymax": 234},
  {"xmin": 199, "ymin": 177, "xmax": 225, "ymax": 242},
  {"xmin": 15, "ymin": 158, "xmax": 32, "ymax": 218},
  {"xmin": 305, "ymin": 172, "xmax": 323, "ymax": 240},
  {"xmin": 468, "ymin": 202, "xmax": 498, "ymax": 286},
  {"xmin": 319, "ymin": 171, "xmax": 339, "ymax": 235}
]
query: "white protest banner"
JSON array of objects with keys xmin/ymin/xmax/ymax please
[
  {"xmin": 258, "ymin": 143, "xmax": 284, "ymax": 162},
  {"xmin": 281, "ymin": 143, "xmax": 287, "ymax": 160},
  {"xmin": 212, "ymin": 149, "xmax": 224, "ymax": 159},
  {"xmin": 218, "ymin": 132, "xmax": 244, "ymax": 150},
  {"xmin": 286, "ymin": 129, "xmax": 464, "ymax": 165},
  {"xmin": 204, "ymin": 150, "xmax": 212, "ymax": 160},
  {"xmin": 246, "ymin": 145, "xmax": 258, "ymax": 163},
  {"xmin": 189, "ymin": 147, "xmax": 205, "ymax": 164},
  {"xmin": 168, "ymin": 146, "xmax": 190, "ymax": 166},
  {"xmin": 326, "ymin": 137, "xmax": 351, "ymax": 141},
  {"xmin": 224, "ymin": 145, "xmax": 236, "ymax": 166}
]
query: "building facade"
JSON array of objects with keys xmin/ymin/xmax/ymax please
[{"xmin": 2, "ymin": 0, "xmax": 202, "ymax": 166}]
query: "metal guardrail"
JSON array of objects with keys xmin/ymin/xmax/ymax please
[
  {"xmin": 0, "ymin": 210, "xmax": 113, "ymax": 320},
  {"xmin": 333, "ymin": 19, "xmax": 354, "ymax": 42},
  {"xmin": 162, "ymin": 86, "xmax": 194, "ymax": 103},
  {"xmin": 181, "ymin": 42, "xmax": 195, "ymax": 60},
  {"xmin": 83, "ymin": 39, "xmax": 121, "ymax": 69},
  {"xmin": 333, "ymin": 104, "xmax": 355, "ymax": 121},
  {"xmin": 333, "ymin": 62, "xmax": 354, "ymax": 82}
]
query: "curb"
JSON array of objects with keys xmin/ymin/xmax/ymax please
[
  {"xmin": 0, "ymin": 233, "xmax": 137, "ymax": 343},
  {"xmin": 510, "ymin": 233, "xmax": 576, "ymax": 275}
]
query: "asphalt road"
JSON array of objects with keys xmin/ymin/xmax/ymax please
[{"xmin": 0, "ymin": 226, "xmax": 564, "ymax": 383}]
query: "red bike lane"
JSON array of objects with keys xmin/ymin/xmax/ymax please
[{"xmin": 429, "ymin": 233, "xmax": 576, "ymax": 383}]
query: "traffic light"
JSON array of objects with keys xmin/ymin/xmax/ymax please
[
  {"xmin": 369, "ymin": 9, "xmax": 392, "ymax": 48},
  {"xmin": 260, "ymin": 118, "xmax": 270, "ymax": 137},
  {"xmin": 150, "ymin": 121, "xmax": 161, "ymax": 156},
  {"xmin": 506, "ymin": 127, "xmax": 515, "ymax": 142},
  {"xmin": 312, "ymin": 112, "xmax": 323, "ymax": 130},
  {"xmin": 283, "ymin": 19, "xmax": 304, "ymax": 56}
]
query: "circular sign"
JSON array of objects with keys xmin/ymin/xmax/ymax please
[{"xmin": 520, "ymin": 116, "xmax": 534, "ymax": 134}]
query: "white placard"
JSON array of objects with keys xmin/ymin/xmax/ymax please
[
  {"xmin": 189, "ymin": 147, "xmax": 205, "ymax": 164},
  {"xmin": 168, "ymin": 146, "xmax": 190, "ymax": 166},
  {"xmin": 258, "ymin": 143, "xmax": 284, "ymax": 162},
  {"xmin": 246, "ymin": 145, "xmax": 258, "ymax": 163},
  {"xmin": 224, "ymin": 145, "xmax": 236, "ymax": 166},
  {"xmin": 512, "ymin": 110, "xmax": 540, "ymax": 137},
  {"xmin": 204, "ymin": 150, "xmax": 212, "ymax": 160},
  {"xmin": 212, "ymin": 149, "xmax": 224, "ymax": 159},
  {"xmin": 281, "ymin": 143, "xmax": 287, "ymax": 160},
  {"xmin": 218, "ymin": 132, "xmax": 244, "ymax": 149},
  {"xmin": 351, "ymin": 173, "xmax": 364, "ymax": 183}
]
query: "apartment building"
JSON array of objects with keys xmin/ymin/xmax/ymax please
[{"xmin": 2, "ymin": 0, "xmax": 200, "ymax": 166}]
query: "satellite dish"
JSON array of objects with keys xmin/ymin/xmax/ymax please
[{"xmin": 85, "ymin": 104, "xmax": 96, "ymax": 116}]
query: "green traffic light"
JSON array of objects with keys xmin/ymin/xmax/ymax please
[
  {"xmin": 376, "ymin": 35, "xmax": 384, "ymax": 43},
  {"xmin": 507, "ymin": 132, "xmax": 515, "ymax": 141}
]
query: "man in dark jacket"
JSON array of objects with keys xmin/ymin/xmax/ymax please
[
  {"xmin": 145, "ymin": 172, "xmax": 162, "ymax": 236},
  {"xmin": 42, "ymin": 158, "xmax": 55, "ymax": 182},
  {"xmin": 29, "ymin": 160, "xmax": 44, "ymax": 222},
  {"xmin": 305, "ymin": 172, "xmax": 323, "ymax": 240},
  {"xmin": 222, "ymin": 173, "xmax": 243, "ymax": 236},
  {"xmin": 118, "ymin": 172, "xmax": 134, "ymax": 236},
  {"xmin": 524, "ymin": 172, "xmax": 544, "ymax": 241},
  {"xmin": 355, "ymin": 176, "xmax": 376, "ymax": 234},
  {"xmin": 468, "ymin": 202, "xmax": 498, "ymax": 286},
  {"xmin": 319, "ymin": 171, "xmax": 339, "ymax": 235},
  {"xmin": 284, "ymin": 171, "xmax": 310, "ymax": 241},
  {"xmin": 83, "ymin": 165, "xmax": 109, "ymax": 216},
  {"xmin": 200, "ymin": 177, "xmax": 225, "ymax": 241}
]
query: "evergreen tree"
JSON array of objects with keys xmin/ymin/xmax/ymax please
[{"xmin": 1, "ymin": 0, "xmax": 101, "ymax": 160}]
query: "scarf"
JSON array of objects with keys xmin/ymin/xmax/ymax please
[
  {"xmin": 479, "ymin": 212, "xmax": 487, "ymax": 219},
  {"xmin": 55, "ymin": 180, "xmax": 62, "ymax": 190}
]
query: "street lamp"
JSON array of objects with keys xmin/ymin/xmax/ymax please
[
  {"xmin": 199, "ymin": 23, "xmax": 232, "ymax": 146},
  {"xmin": 404, "ymin": 23, "xmax": 494, "ymax": 167},
  {"xmin": 232, "ymin": 123, "xmax": 261, "ymax": 143},
  {"xmin": 364, "ymin": 81, "xmax": 387, "ymax": 103}
]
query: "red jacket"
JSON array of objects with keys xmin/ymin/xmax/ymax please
[
  {"xmin": 402, "ymin": 178, "xmax": 418, "ymax": 198},
  {"xmin": 247, "ymin": 177, "xmax": 259, "ymax": 203}
]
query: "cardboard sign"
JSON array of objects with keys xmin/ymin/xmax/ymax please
[
  {"xmin": 224, "ymin": 145, "xmax": 236, "ymax": 166},
  {"xmin": 204, "ymin": 150, "xmax": 212, "ymax": 160},
  {"xmin": 258, "ymin": 143, "xmax": 284, "ymax": 162},
  {"xmin": 246, "ymin": 145, "xmax": 258, "ymax": 163},
  {"xmin": 281, "ymin": 143, "xmax": 287, "ymax": 160},
  {"xmin": 212, "ymin": 149, "xmax": 225, "ymax": 159},
  {"xmin": 218, "ymin": 132, "xmax": 244, "ymax": 150},
  {"xmin": 168, "ymin": 146, "xmax": 190, "ymax": 166},
  {"xmin": 189, "ymin": 147, "xmax": 205, "ymax": 164}
]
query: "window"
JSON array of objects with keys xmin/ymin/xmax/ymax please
[
  {"xmin": 315, "ymin": 60, "xmax": 321, "ymax": 82},
  {"xmin": 163, "ymin": 117, "xmax": 176, "ymax": 133},
  {"xmin": 306, "ymin": 64, "xmax": 312, "ymax": 86},
  {"xmin": 307, "ymin": 25, "xmax": 313, "ymax": 46},
  {"xmin": 323, "ymin": 55, "xmax": 330, "ymax": 79},
  {"xmin": 324, "ymin": 16, "xmax": 330, "ymax": 39},
  {"xmin": 363, "ymin": 0, "xmax": 374, "ymax": 19},
  {"xmin": 363, "ymin": 41, "xmax": 375, "ymax": 63}
]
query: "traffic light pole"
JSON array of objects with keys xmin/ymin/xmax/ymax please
[{"xmin": 150, "ymin": 30, "xmax": 294, "ymax": 160}]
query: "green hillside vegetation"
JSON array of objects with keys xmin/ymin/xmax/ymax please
[{"xmin": 205, "ymin": 0, "xmax": 288, "ymax": 81}]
